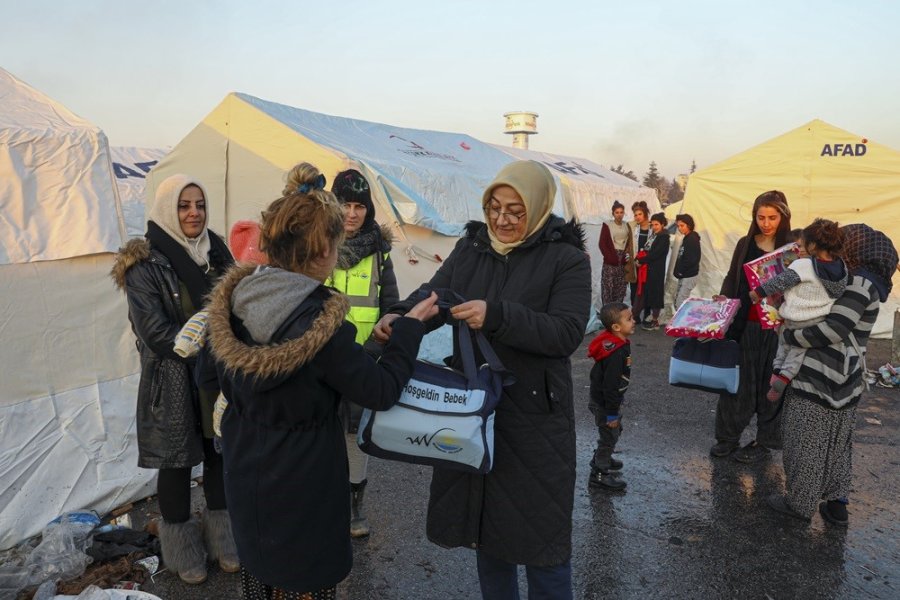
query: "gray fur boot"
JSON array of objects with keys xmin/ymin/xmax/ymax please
[
  {"xmin": 350, "ymin": 480, "xmax": 370, "ymax": 538},
  {"xmin": 203, "ymin": 509, "xmax": 240, "ymax": 573},
  {"xmin": 157, "ymin": 518, "xmax": 208, "ymax": 584}
]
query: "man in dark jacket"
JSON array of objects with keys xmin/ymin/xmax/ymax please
[{"xmin": 375, "ymin": 161, "xmax": 591, "ymax": 599}]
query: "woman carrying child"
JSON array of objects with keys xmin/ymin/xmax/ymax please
[
  {"xmin": 748, "ymin": 219, "xmax": 846, "ymax": 402},
  {"xmin": 766, "ymin": 224, "xmax": 897, "ymax": 524}
]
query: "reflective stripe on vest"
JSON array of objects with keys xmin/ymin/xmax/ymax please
[{"xmin": 326, "ymin": 253, "xmax": 384, "ymax": 344}]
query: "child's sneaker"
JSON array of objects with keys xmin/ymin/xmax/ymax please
[
  {"xmin": 641, "ymin": 320, "xmax": 660, "ymax": 331},
  {"xmin": 589, "ymin": 469, "xmax": 626, "ymax": 491}
]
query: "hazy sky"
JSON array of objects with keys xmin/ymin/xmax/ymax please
[{"xmin": 3, "ymin": 0, "xmax": 899, "ymax": 179}]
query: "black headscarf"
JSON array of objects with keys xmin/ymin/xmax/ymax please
[{"xmin": 842, "ymin": 223, "xmax": 898, "ymax": 302}]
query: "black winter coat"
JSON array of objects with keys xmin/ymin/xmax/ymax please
[
  {"xmin": 392, "ymin": 216, "xmax": 592, "ymax": 566},
  {"xmin": 637, "ymin": 231, "xmax": 670, "ymax": 310},
  {"xmin": 674, "ymin": 231, "xmax": 701, "ymax": 279},
  {"xmin": 111, "ymin": 236, "xmax": 230, "ymax": 469},
  {"xmin": 720, "ymin": 235, "xmax": 768, "ymax": 341},
  {"xmin": 201, "ymin": 265, "xmax": 426, "ymax": 592}
]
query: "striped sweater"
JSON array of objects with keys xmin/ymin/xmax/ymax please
[{"xmin": 781, "ymin": 274, "xmax": 880, "ymax": 409}]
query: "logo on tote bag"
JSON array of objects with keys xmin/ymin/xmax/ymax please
[{"xmin": 406, "ymin": 428, "xmax": 463, "ymax": 454}]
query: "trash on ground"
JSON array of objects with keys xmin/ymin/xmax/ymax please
[{"xmin": 869, "ymin": 363, "xmax": 900, "ymax": 388}]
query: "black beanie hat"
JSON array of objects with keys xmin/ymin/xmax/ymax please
[{"xmin": 332, "ymin": 169, "xmax": 375, "ymax": 227}]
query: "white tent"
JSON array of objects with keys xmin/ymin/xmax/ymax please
[
  {"xmin": 491, "ymin": 145, "xmax": 661, "ymax": 324},
  {"xmin": 147, "ymin": 92, "xmax": 661, "ymax": 311},
  {"xmin": 0, "ymin": 68, "xmax": 152, "ymax": 549},
  {"xmin": 493, "ymin": 145, "xmax": 659, "ymax": 224},
  {"xmin": 110, "ymin": 146, "xmax": 167, "ymax": 237},
  {"xmin": 147, "ymin": 92, "xmax": 521, "ymax": 301}
]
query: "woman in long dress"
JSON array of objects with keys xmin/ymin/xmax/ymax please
[{"xmin": 599, "ymin": 200, "xmax": 635, "ymax": 306}]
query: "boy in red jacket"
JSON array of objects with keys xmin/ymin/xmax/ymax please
[{"xmin": 587, "ymin": 302, "xmax": 635, "ymax": 491}]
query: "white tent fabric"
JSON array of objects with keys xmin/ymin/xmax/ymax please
[
  {"xmin": 0, "ymin": 68, "xmax": 125, "ymax": 264},
  {"xmin": 492, "ymin": 145, "xmax": 659, "ymax": 224},
  {"xmin": 236, "ymin": 94, "xmax": 522, "ymax": 236},
  {"xmin": 110, "ymin": 147, "xmax": 167, "ymax": 237},
  {"xmin": 492, "ymin": 146, "xmax": 662, "ymax": 327},
  {"xmin": 146, "ymin": 93, "xmax": 506, "ymax": 300},
  {"xmin": 0, "ymin": 70, "xmax": 150, "ymax": 549},
  {"xmin": 147, "ymin": 93, "xmax": 662, "ymax": 318}
]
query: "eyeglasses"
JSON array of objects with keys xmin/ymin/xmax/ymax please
[{"xmin": 487, "ymin": 205, "xmax": 526, "ymax": 225}]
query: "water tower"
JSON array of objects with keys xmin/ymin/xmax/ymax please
[{"xmin": 503, "ymin": 111, "xmax": 538, "ymax": 149}]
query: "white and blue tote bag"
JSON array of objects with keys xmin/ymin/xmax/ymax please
[{"xmin": 358, "ymin": 319, "xmax": 511, "ymax": 474}]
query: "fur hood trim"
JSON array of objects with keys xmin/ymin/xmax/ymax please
[
  {"xmin": 206, "ymin": 264, "xmax": 350, "ymax": 380},
  {"xmin": 463, "ymin": 217, "xmax": 586, "ymax": 252},
  {"xmin": 379, "ymin": 222, "xmax": 395, "ymax": 246},
  {"xmin": 110, "ymin": 238, "xmax": 152, "ymax": 290}
]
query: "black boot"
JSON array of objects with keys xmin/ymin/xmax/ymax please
[
  {"xmin": 350, "ymin": 480, "xmax": 370, "ymax": 538},
  {"xmin": 589, "ymin": 469, "xmax": 627, "ymax": 491}
]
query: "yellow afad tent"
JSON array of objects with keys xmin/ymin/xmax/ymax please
[{"xmin": 676, "ymin": 119, "xmax": 899, "ymax": 338}]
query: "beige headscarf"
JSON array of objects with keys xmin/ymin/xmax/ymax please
[
  {"xmin": 481, "ymin": 161, "xmax": 556, "ymax": 255},
  {"xmin": 148, "ymin": 174, "xmax": 212, "ymax": 269}
]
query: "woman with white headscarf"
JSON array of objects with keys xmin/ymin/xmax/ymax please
[
  {"xmin": 375, "ymin": 160, "xmax": 592, "ymax": 599},
  {"xmin": 112, "ymin": 174, "xmax": 237, "ymax": 584}
]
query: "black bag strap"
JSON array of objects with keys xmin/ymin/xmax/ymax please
[
  {"xmin": 456, "ymin": 319, "xmax": 514, "ymax": 388},
  {"xmin": 410, "ymin": 286, "xmax": 514, "ymax": 387},
  {"xmin": 456, "ymin": 319, "xmax": 479, "ymax": 387}
]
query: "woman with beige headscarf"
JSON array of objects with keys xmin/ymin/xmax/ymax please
[
  {"xmin": 374, "ymin": 160, "xmax": 591, "ymax": 599},
  {"xmin": 112, "ymin": 174, "xmax": 238, "ymax": 585}
]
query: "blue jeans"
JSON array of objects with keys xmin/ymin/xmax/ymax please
[{"xmin": 476, "ymin": 550, "xmax": 572, "ymax": 600}]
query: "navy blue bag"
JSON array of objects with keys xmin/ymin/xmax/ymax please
[
  {"xmin": 358, "ymin": 308, "xmax": 512, "ymax": 474},
  {"xmin": 668, "ymin": 337, "xmax": 740, "ymax": 395}
]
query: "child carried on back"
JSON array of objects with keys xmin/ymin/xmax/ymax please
[{"xmin": 749, "ymin": 219, "xmax": 847, "ymax": 401}]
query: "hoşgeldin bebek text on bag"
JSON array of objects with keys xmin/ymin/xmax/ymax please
[{"xmin": 358, "ymin": 317, "xmax": 512, "ymax": 474}]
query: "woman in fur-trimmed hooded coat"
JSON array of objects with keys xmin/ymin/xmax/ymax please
[
  {"xmin": 197, "ymin": 170, "xmax": 436, "ymax": 597},
  {"xmin": 377, "ymin": 160, "xmax": 592, "ymax": 596}
]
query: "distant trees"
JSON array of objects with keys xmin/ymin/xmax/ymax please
[
  {"xmin": 610, "ymin": 164, "xmax": 638, "ymax": 182},
  {"xmin": 610, "ymin": 160, "xmax": 698, "ymax": 207},
  {"xmin": 642, "ymin": 161, "xmax": 671, "ymax": 206},
  {"xmin": 637, "ymin": 160, "xmax": 698, "ymax": 207}
]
